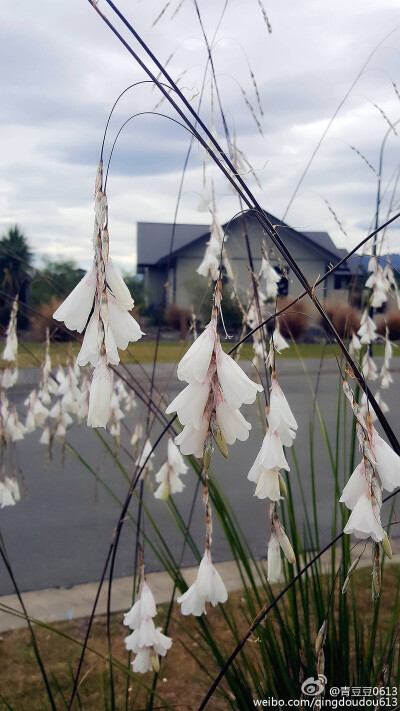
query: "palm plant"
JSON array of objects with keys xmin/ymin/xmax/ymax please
[{"xmin": 0, "ymin": 225, "xmax": 33, "ymax": 327}]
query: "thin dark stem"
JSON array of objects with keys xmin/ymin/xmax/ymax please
[
  {"xmin": 0, "ymin": 537, "xmax": 57, "ymax": 711},
  {"xmin": 68, "ymin": 415, "xmax": 175, "ymax": 710},
  {"xmin": 89, "ymin": 0, "xmax": 400, "ymax": 453},
  {"xmin": 198, "ymin": 481, "xmax": 400, "ymax": 710},
  {"xmin": 282, "ymin": 22, "xmax": 400, "ymax": 221}
]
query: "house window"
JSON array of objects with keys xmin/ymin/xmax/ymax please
[
  {"xmin": 334, "ymin": 275, "xmax": 342, "ymax": 290},
  {"xmin": 275, "ymin": 267, "xmax": 289, "ymax": 297}
]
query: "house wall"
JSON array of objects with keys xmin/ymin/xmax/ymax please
[{"xmin": 172, "ymin": 220, "xmax": 349, "ymax": 316}]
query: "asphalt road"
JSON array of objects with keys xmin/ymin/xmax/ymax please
[{"xmin": 0, "ymin": 357, "xmax": 399, "ymax": 595}]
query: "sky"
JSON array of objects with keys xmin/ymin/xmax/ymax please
[{"xmin": 1, "ymin": 0, "xmax": 400, "ymax": 271}]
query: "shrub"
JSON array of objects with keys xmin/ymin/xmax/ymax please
[
  {"xmin": 275, "ymin": 296, "xmax": 308, "ymax": 340},
  {"xmin": 377, "ymin": 310, "xmax": 400, "ymax": 340},
  {"xmin": 322, "ymin": 301, "xmax": 361, "ymax": 337}
]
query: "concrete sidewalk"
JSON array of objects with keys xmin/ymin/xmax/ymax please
[{"xmin": 2, "ymin": 541, "xmax": 400, "ymax": 633}]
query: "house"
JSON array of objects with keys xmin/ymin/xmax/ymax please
[{"xmin": 136, "ymin": 210, "xmax": 358, "ymax": 313}]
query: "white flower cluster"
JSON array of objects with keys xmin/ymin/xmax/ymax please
[
  {"xmin": 177, "ymin": 548, "xmax": 228, "ymax": 616},
  {"xmin": 248, "ymin": 372, "xmax": 297, "ymax": 501},
  {"xmin": 124, "ymin": 580, "xmax": 172, "ymax": 673},
  {"xmin": 0, "ymin": 476, "xmax": 20, "ymax": 508},
  {"xmin": 2, "ymin": 296, "xmax": 19, "ymax": 364},
  {"xmin": 341, "ymin": 381, "xmax": 400, "ymax": 547},
  {"xmin": 365, "ymin": 256, "xmax": 393, "ymax": 309},
  {"xmin": 53, "ymin": 162, "xmax": 144, "ymax": 427},
  {"xmin": 197, "ymin": 213, "xmax": 233, "ymax": 282},
  {"xmin": 166, "ymin": 315, "xmax": 263, "ymax": 457},
  {"xmin": 260, "ymin": 254, "xmax": 281, "ymax": 301},
  {"xmin": 357, "ymin": 309, "xmax": 377, "ymax": 347},
  {"xmin": 154, "ymin": 437, "xmax": 188, "ymax": 500}
]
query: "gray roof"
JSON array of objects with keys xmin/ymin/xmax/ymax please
[
  {"xmin": 137, "ymin": 222, "xmax": 209, "ymax": 266},
  {"xmin": 137, "ymin": 214, "xmax": 353, "ymax": 273}
]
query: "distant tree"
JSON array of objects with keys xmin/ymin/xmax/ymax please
[
  {"xmin": 0, "ymin": 225, "xmax": 33, "ymax": 328},
  {"xmin": 122, "ymin": 273, "xmax": 146, "ymax": 315},
  {"xmin": 31, "ymin": 258, "xmax": 85, "ymax": 305}
]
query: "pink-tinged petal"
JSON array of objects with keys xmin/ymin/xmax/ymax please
[
  {"xmin": 53, "ymin": 262, "xmax": 96, "ymax": 333},
  {"xmin": 177, "ymin": 321, "xmax": 216, "ymax": 384}
]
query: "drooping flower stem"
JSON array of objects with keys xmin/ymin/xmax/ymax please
[
  {"xmin": 203, "ymin": 467, "xmax": 213, "ymax": 553},
  {"xmin": 90, "ymin": 0, "xmax": 400, "ymax": 452}
]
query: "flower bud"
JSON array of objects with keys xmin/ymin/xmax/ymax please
[
  {"xmin": 203, "ymin": 433, "xmax": 213, "ymax": 470},
  {"xmin": 274, "ymin": 518, "xmax": 295, "ymax": 564},
  {"xmin": 315, "ymin": 620, "xmax": 326, "ymax": 655},
  {"xmin": 151, "ymin": 652, "xmax": 160, "ymax": 673},
  {"xmin": 381, "ymin": 532, "xmax": 392, "ymax": 560},
  {"xmin": 342, "ymin": 556, "xmax": 361, "ymax": 594},
  {"xmin": 278, "ymin": 473, "xmax": 287, "ymax": 499},
  {"xmin": 372, "ymin": 543, "xmax": 381, "ymax": 601},
  {"xmin": 210, "ymin": 416, "xmax": 228, "ymax": 458}
]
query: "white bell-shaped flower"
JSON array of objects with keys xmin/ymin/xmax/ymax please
[
  {"xmin": 178, "ymin": 549, "xmax": 228, "ymax": 616},
  {"xmin": 260, "ymin": 256, "xmax": 280, "ymax": 300},
  {"xmin": 53, "ymin": 263, "xmax": 97, "ymax": 333},
  {"xmin": 215, "ymin": 400, "xmax": 251, "ymax": 445},
  {"xmin": 154, "ymin": 438, "xmax": 188, "ymax": 499},
  {"xmin": 215, "ymin": 342, "xmax": 263, "ymax": 409},
  {"xmin": 343, "ymin": 492, "xmax": 385, "ymax": 542},
  {"xmin": 248, "ymin": 454, "xmax": 281, "ymax": 501},
  {"xmin": 123, "ymin": 580, "xmax": 172, "ymax": 673},
  {"xmin": 0, "ymin": 482, "xmax": 16, "ymax": 508},
  {"xmin": 135, "ymin": 438, "xmax": 155, "ymax": 474},
  {"xmin": 270, "ymin": 325, "xmax": 289, "ymax": 352},
  {"xmin": 166, "ymin": 378, "xmax": 212, "ymax": 430},
  {"xmin": 177, "ymin": 320, "xmax": 216, "ymax": 384},
  {"xmin": 174, "ymin": 416, "xmax": 209, "ymax": 458},
  {"xmin": 268, "ymin": 374, "xmax": 297, "ymax": 445},
  {"xmin": 371, "ymin": 427, "xmax": 400, "ymax": 492},
  {"xmin": 362, "ymin": 352, "xmax": 378, "ymax": 381},
  {"xmin": 357, "ymin": 309, "xmax": 377, "ymax": 345},
  {"xmin": 87, "ymin": 357, "xmax": 113, "ymax": 428}
]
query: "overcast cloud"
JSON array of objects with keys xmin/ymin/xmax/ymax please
[{"xmin": 1, "ymin": 0, "xmax": 400, "ymax": 270}]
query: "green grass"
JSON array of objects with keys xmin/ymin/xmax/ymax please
[{"xmin": 1, "ymin": 340, "xmax": 395, "ymax": 369}]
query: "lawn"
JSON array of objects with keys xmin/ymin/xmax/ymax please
[
  {"xmin": 3, "ymin": 340, "xmax": 394, "ymax": 369},
  {"xmin": 1, "ymin": 565, "xmax": 399, "ymax": 710}
]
